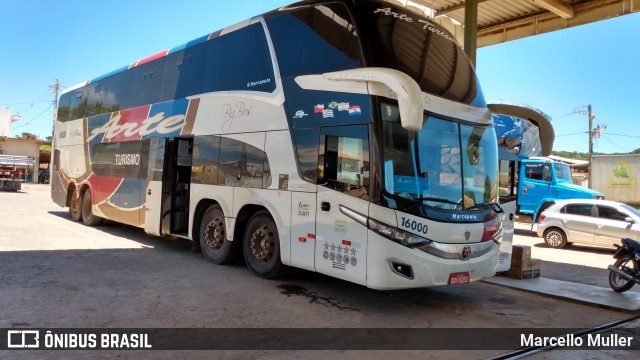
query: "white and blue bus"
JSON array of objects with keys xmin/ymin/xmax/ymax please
[{"xmin": 52, "ymin": 0, "xmax": 505, "ymax": 289}]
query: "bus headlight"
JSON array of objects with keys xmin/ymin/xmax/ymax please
[
  {"xmin": 339, "ymin": 205, "xmax": 432, "ymax": 248},
  {"xmin": 367, "ymin": 218, "xmax": 432, "ymax": 248}
]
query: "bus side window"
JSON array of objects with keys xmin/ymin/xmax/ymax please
[
  {"xmin": 266, "ymin": 4, "xmax": 363, "ymax": 78},
  {"xmin": 241, "ymin": 144, "xmax": 267, "ymax": 189},
  {"xmin": 57, "ymin": 92, "xmax": 72, "ymax": 122},
  {"xmin": 133, "ymin": 60, "xmax": 165, "ymax": 106},
  {"xmin": 318, "ymin": 125, "xmax": 369, "ymax": 200},
  {"xmin": 293, "ymin": 128, "xmax": 320, "ymax": 184},
  {"xmin": 191, "ymin": 135, "xmax": 221, "ymax": 185},
  {"xmin": 219, "ymin": 137, "xmax": 244, "ymax": 188}
]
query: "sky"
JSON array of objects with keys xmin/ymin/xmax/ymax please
[{"xmin": 1, "ymin": 0, "xmax": 638, "ymax": 154}]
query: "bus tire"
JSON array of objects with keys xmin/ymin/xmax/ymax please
[
  {"xmin": 69, "ymin": 190, "xmax": 82, "ymax": 222},
  {"xmin": 199, "ymin": 205, "xmax": 240, "ymax": 265},
  {"xmin": 243, "ymin": 211, "xmax": 286, "ymax": 279},
  {"xmin": 82, "ymin": 189, "xmax": 103, "ymax": 226}
]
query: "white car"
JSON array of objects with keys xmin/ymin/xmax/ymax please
[{"xmin": 536, "ymin": 199, "xmax": 640, "ymax": 248}]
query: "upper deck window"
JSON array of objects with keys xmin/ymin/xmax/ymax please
[
  {"xmin": 266, "ymin": 3, "xmax": 363, "ymax": 77},
  {"xmin": 57, "ymin": 23, "xmax": 276, "ymax": 122}
]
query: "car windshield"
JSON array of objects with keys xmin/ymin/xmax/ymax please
[
  {"xmin": 555, "ymin": 163, "xmax": 573, "ymax": 182},
  {"xmin": 381, "ymin": 102, "xmax": 498, "ymax": 211},
  {"xmin": 622, "ymin": 204, "xmax": 640, "ymax": 218}
]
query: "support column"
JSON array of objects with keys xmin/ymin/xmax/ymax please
[{"xmin": 464, "ymin": 0, "xmax": 479, "ymax": 66}]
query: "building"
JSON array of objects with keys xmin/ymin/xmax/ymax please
[
  {"xmin": 547, "ymin": 155, "xmax": 590, "ymax": 186},
  {"xmin": 0, "ymin": 106, "xmax": 21, "ymax": 137},
  {"xmin": 0, "ymin": 137, "xmax": 41, "ymax": 184}
]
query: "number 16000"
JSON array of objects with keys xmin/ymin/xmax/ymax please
[{"xmin": 401, "ymin": 217, "xmax": 428, "ymax": 234}]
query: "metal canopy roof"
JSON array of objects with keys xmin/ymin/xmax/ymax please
[{"xmin": 391, "ymin": 0, "xmax": 639, "ymax": 48}]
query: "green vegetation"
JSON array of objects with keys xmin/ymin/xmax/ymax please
[
  {"xmin": 553, "ymin": 148, "xmax": 640, "ymax": 161},
  {"xmin": 552, "ymin": 151, "xmax": 590, "ymax": 161}
]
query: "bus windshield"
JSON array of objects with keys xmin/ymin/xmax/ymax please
[{"xmin": 381, "ymin": 102, "xmax": 498, "ymax": 211}]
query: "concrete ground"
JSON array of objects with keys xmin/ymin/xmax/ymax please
[
  {"xmin": 0, "ymin": 184, "xmax": 638, "ymax": 359},
  {"xmin": 512, "ymin": 222, "xmax": 639, "ymax": 293}
]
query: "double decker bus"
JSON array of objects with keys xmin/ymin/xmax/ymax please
[{"xmin": 52, "ymin": 0, "xmax": 505, "ymax": 289}]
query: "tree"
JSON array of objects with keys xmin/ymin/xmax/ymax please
[
  {"xmin": 15, "ymin": 132, "xmax": 38, "ymax": 140},
  {"xmin": 551, "ymin": 151, "xmax": 589, "ymax": 161}
]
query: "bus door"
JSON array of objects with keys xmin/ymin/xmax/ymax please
[
  {"xmin": 144, "ymin": 137, "xmax": 193, "ymax": 236},
  {"xmin": 144, "ymin": 137, "xmax": 167, "ymax": 236},
  {"xmin": 314, "ymin": 125, "xmax": 369, "ymax": 286},
  {"xmin": 163, "ymin": 137, "xmax": 193, "ymax": 235}
]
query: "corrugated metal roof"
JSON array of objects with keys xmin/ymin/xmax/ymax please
[{"xmin": 391, "ymin": 0, "xmax": 640, "ymax": 48}]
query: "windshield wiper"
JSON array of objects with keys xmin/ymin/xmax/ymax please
[
  {"xmin": 409, "ymin": 196, "xmax": 459, "ymax": 205},
  {"xmin": 403, "ymin": 196, "xmax": 460, "ymax": 211},
  {"xmin": 466, "ymin": 201, "xmax": 504, "ymax": 213}
]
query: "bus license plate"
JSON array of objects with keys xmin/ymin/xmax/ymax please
[{"xmin": 448, "ymin": 272, "xmax": 470, "ymax": 285}]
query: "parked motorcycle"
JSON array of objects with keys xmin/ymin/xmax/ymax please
[{"xmin": 608, "ymin": 238, "xmax": 640, "ymax": 292}]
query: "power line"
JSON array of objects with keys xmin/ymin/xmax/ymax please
[
  {"xmin": 12, "ymin": 104, "xmax": 54, "ymax": 131},
  {"xmin": 551, "ymin": 105, "xmax": 591, "ymax": 119},
  {"xmin": 599, "ymin": 135, "xmax": 629, "ymax": 153},
  {"xmin": 1, "ymin": 100, "xmax": 52, "ymax": 107},
  {"xmin": 605, "ymin": 133, "xmax": 640, "ymax": 139},
  {"xmin": 2, "ymin": 88, "xmax": 55, "ymax": 117},
  {"xmin": 556, "ymin": 131, "xmax": 587, "ymax": 137}
]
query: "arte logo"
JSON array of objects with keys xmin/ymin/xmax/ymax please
[
  {"xmin": 87, "ymin": 112, "xmax": 185, "ymax": 142},
  {"xmin": 373, "ymin": 7, "xmax": 457, "ymax": 44}
]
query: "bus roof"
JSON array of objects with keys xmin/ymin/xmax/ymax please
[{"xmin": 61, "ymin": 10, "xmax": 268, "ymax": 96}]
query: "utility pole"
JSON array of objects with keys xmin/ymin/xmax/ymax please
[
  {"xmin": 587, "ymin": 104, "xmax": 595, "ymax": 187},
  {"xmin": 50, "ymin": 79, "xmax": 59, "ymax": 140}
]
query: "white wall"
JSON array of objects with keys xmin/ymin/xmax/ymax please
[
  {"xmin": 0, "ymin": 107, "xmax": 12, "ymax": 137},
  {"xmin": 591, "ymin": 154, "xmax": 640, "ymax": 204}
]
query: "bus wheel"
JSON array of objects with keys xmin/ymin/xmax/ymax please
[
  {"xmin": 200, "ymin": 205, "xmax": 239, "ymax": 265},
  {"xmin": 69, "ymin": 191, "xmax": 82, "ymax": 222},
  {"xmin": 243, "ymin": 211, "xmax": 286, "ymax": 279},
  {"xmin": 82, "ymin": 189, "xmax": 103, "ymax": 226}
]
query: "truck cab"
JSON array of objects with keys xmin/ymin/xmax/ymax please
[{"xmin": 517, "ymin": 157, "xmax": 604, "ymax": 221}]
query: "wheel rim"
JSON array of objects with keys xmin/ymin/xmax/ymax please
[
  {"xmin": 204, "ymin": 216, "xmax": 225, "ymax": 251},
  {"xmin": 249, "ymin": 224, "xmax": 275, "ymax": 262},
  {"xmin": 546, "ymin": 231, "xmax": 562, "ymax": 247},
  {"xmin": 611, "ymin": 259, "xmax": 635, "ymax": 287}
]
